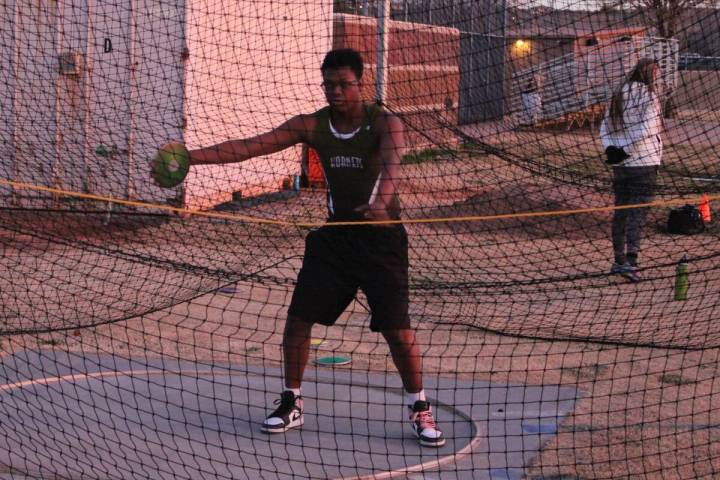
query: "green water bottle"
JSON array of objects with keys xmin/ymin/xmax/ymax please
[{"xmin": 674, "ymin": 255, "xmax": 689, "ymax": 301}]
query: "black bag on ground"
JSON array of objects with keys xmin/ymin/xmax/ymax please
[{"xmin": 667, "ymin": 205, "xmax": 705, "ymax": 235}]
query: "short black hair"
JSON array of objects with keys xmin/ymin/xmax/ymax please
[{"xmin": 321, "ymin": 49, "xmax": 363, "ymax": 80}]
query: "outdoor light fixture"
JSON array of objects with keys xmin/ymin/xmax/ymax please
[{"xmin": 513, "ymin": 39, "xmax": 531, "ymax": 54}]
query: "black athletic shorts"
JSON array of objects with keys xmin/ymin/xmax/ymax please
[{"xmin": 288, "ymin": 224, "xmax": 409, "ymax": 331}]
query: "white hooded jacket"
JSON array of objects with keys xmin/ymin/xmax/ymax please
[{"xmin": 600, "ymin": 81, "xmax": 663, "ymax": 167}]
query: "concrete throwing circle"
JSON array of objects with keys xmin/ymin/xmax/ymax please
[{"xmin": 0, "ymin": 368, "xmax": 476, "ymax": 480}]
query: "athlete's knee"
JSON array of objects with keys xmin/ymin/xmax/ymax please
[
  {"xmin": 382, "ymin": 328, "xmax": 415, "ymax": 347},
  {"xmin": 284, "ymin": 315, "xmax": 314, "ymax": 340}
]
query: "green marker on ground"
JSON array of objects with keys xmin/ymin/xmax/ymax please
[{"xmin": 313, "ymin": 356, "xmax": 351, "ymax": 366}]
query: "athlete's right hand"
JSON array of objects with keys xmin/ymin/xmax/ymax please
[{"xmin": 354, "ymin": 200, "xmax": 391, "ymax": 225}]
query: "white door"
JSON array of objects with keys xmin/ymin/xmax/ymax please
[
  {"xmin": 84, "ymin": 0, "xmax": 132, "ymax": 200},
  {"xmin": 13, "ymin": 0, "xmax": 58, "ymax": 207},
  {"xmin": 128, "ymin": 0, "xmax": 186, "ymax": 203},
  {"xmin": 55, "ymin": 0, "xmax": 89, "ymax": 198}
]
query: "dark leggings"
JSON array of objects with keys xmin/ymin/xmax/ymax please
[{"xmin": 611, "ymin": 166, "xmax": 658, "ymax": 265}]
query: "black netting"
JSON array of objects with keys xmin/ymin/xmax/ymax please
[{"xmin": 1, "ymin": 1, "xmax": 719, "ymax": 479}]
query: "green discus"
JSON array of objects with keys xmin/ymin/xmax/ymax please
[{"xmin": 152, "ymin": 142, "xmax": 190, "ymax": 188}]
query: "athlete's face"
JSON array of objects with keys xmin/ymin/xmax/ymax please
[{"xmin": 321, "ymin": 67, "xmax": 362, "ymax": 113}]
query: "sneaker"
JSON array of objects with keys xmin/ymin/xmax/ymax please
[
  {"xmin": 409, "ymin": 400, "xmax": 446, "ymax": 447},
  {"xmin": 610, "ymin": 262, "xmax": 625, "ymax": 275},
  {"xmin": 621, "ymin": 264, "xmax": 640, "ymax": 282},
  {"xmin": 261, "ymin": 391, "xmax": 304, "ymax": 433},
  {"xmin": 610, "ymin": 262, "xmax": 640, "ymax": 282}
]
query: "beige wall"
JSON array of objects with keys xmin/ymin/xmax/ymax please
[
  {"xmin": 333, "ymin": 14, "xmax": 460, "ymax": 148},
  {"xmin": 183, "ymin": 0, "xmax": 333, "ymax": 210},
  {"xmin": 0, "ymin": 0, "xmax": 332, "ymax": 210},
  {"xmin": 1, "ymin": 0, "xmax": 187, "ymax": 208}
]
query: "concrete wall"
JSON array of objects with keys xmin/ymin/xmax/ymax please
[
  {"xmin": 399, "ymin": 0, "xmax": 508, "ymax": 123},
  {"xmin": 332, "ymin": 13, "xmax": 460, "ymax": 148}
]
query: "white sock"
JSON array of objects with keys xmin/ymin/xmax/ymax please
[
  {"xmin": 406, "ymin": 389, "xmax": 426, "ymax": 408},
  {"xmin": 285, "ymin": 387, "xmax": 301, "ymax": 398}
]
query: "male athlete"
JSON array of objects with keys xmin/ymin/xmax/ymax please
[{"xmin": 181, "ymin": 49, "xmax": 444, "ymax": 447}]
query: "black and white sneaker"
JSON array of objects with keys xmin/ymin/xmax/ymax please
[
  {"xmin": 409, "ymin": 400, "xmax": 446, "ymax": 447},
  {"xmin": 261, "ymin": 391, "xmax": 304, "ymax": 433},
  {"xmin": 610, "ymin": 262, "xmax": 640, "ymax": 282}
]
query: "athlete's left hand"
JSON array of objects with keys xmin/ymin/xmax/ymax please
[{"xmin": 354, "ymin": 200, "xmax": 391, "ymax": 225}]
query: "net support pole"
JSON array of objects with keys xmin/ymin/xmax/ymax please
[{"xmin": 375, "ymin": 0, "xmax": 390, "ymax": 105}]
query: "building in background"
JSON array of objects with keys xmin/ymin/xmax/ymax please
[
  {"xmin": 0, "ymin": 0, "xmax": 333, "ymax": 211},
  {"xmin": 334, "ymin": 0, "xmax": 508, "ymax": 124}
]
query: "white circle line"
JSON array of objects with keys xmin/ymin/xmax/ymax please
[
  {"xmin": 0, "ymin": 369, "xmax": 163, "ymax": 392},
  {"xmin": 0, "ymin": 369, "xmax": 483, "ymax": 480},
  {"xmin": 333, "ymin": 397, "xmax": 484, "ymax": 480}
]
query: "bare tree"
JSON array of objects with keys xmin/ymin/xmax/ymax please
[
  {"xmin": 602, "ymin": 0, "xmax": 719, "ymax": 38},
  {"xmin": 600, "ymin": 0, "xmax": 719, "ymax": 116}
]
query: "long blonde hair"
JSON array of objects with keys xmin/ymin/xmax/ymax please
[{"xmin": 608, "ymin": 58, "xmax": 659, "ymax": 130}]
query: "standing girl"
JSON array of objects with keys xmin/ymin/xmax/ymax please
[{"xmin": 600, "ymin": 58, "xmax": 663, "ymax": 282}]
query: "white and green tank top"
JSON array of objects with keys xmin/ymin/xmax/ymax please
[{"xmin": 310, "ymin": 104, "xmax": 401, "ymax": 222}]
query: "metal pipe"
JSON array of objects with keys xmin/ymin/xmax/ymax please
[{"xmin": 375, "ymin": 0, "xmax": 390, "ymax": 104}]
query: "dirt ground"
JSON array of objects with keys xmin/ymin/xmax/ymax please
[{"xmin": 1, "ymin": 128, "xmax": 720, "ymax": 479}]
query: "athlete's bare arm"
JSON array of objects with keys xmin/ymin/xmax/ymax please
[{"xmin": 188, "ymin": 115, "xmax": 315, "ymax": 166}]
